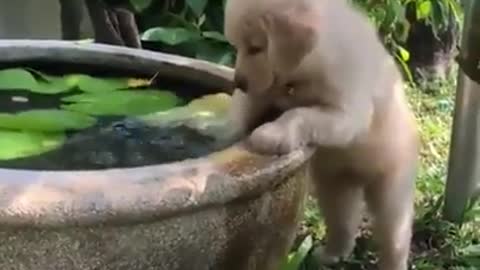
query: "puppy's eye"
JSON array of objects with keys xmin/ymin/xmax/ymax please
[{"xmin": 247, "ymin": 46, "xmax": 263, "ymax": 55}]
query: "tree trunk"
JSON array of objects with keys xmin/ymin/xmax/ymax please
[
  {"xmin": 82, "ymin": 0, "xmax": 141, "ymax": 48},
  {"xmin": 59, "ymin": 0, "xmax": 85, "ymax": 40}
]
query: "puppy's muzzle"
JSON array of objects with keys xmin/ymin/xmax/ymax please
[{"xmin": 233, "ymin": 74, "xmax": 248, "ymax": 92}]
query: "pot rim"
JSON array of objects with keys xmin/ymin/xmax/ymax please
[{"xmin": 0, "ymin": 40, "xmax": 314, "ymax": 228}]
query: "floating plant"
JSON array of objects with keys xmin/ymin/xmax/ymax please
[{"xmin": 0, "ymin": 67, "xmax": 234, "ymax": 168}]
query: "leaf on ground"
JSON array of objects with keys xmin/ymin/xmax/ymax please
[
  {"xmin": 62, "ymin": 90, "xmax": 183, "ymax": 116},
  {"xmin": 0, "ymin": 68, "xmax": 38, "ymax": 90},
  {"xmin": 0, "ymin": 130, "xmax": 65, "ymax": 160},
  {"xmin": 0, "ymin": 109, "xmax": 96, "ymax": 132}
]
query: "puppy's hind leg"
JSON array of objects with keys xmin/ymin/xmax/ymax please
[
  {"xmin": 365, "ymin": 169, "xmax": 416, "ymax": 270},
  {"xmin": 311, "ymin": 175, "xmax": 364, "ymax": 265}
]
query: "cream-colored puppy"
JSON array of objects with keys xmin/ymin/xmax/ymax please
[{"xmin": 224, "ymin": 0, "xmax": 420, "ymax": 270}]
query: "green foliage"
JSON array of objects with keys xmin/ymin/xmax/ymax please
[
  {"xmin": 280, "ymin": 236, "xmax": 313, "ymax": 270},
  {"xmin": 0, "ymin": 130, "xmax": 65, "ymax": 160},
  {"xmin": 137, "ymin": 0, "xmax": 234, "ymax": 66},
  {"xmin": 64, "ymin": 74, "xmax": 130, "ymax": 93},
  {"xmin": 0, "ymin": 68, "xmax": 38, "ymax": 91},
  {"xmin": 354, "ymin": 0, "xmax": 463, "ymax": 38},
  {"xmin": 0, "ymin": 67, "xmax": 183, "ymax": 119},
  {"xmin": 62, "ymin": 90, "xmax": 182, "ymax": 116},
  {"xmin": 30, "ymin": 69, "xmax": 132, "ymax": 93},
  {"xmin": 130, "ymin": 0, "xmax": 464, "ymax": 81},
  {"xmin": 352, "ymin": 0, "xmax": 463, "ymax": 82},
  {"xmin": 0, "ymin": 67, "xmax": 184, "ymax": 160},
  {"xmin": 0, "ymin": 68, "xmax": 141, "ymax": 94},
  {"xmin": 138, "ymin": 93, "xmax": 232, "ymax": 139},
  {"xmin": 0, "ymin": 110, "xmax": 96, "ymax": 132}
]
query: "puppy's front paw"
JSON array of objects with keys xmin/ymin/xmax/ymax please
[{"xmin": 247, "ymin": 122, "xmax": 303, "ymax": 155}]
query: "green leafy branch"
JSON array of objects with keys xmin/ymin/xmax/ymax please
[{"xmin": 130, "ymin": 0, "xmax": 234, "ymax": 66}]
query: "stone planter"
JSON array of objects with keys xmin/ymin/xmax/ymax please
[{"xmin": 0, "ymin": 40, "xmax": 313, "ymax": 270}]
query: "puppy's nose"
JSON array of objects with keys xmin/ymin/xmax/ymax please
[{"xmin": 233, "ymin": 75, "xmax": 248, "ymax": 92}]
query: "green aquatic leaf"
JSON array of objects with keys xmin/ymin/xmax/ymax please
[
  {"xmin": 138, "ymin": 93, "xmax": 232, "ymax": 139},
  {"xmin": 28, "ymin": 69, "xmax": 128, "ymax": 94},
  {"xmin": 0, "ymin": 68, "xmax": 38, "ymax": 90},
  {"xmin": 0, "ymin": 109, "xmax": 96, "ymax": 132},
  {"xmin": 0, "ymin": 130, "xmax": 65, "ymax": 160},
  {"xmin": 65, "ymin": 74, "xmax": 129, "ymax": 93},
  {"xmin": 30, "ymin": 77, "xmax": 76, "ymax": 94},
  {"xmin": 0, "ymin": 68, "xmax": 145, "ymax": 94},
  {"xmin": 25, "ymin": 68, "xmax": 57, "ymax": 81},
  {"xmin": 139, "ymin": 92, "xmax": 230, "ymax": 124},
  {"xmin": 62, "ymin": 90, "xmax": 183, "ymax": 116}
]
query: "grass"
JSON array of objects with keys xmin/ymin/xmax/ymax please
[{"xmin": 282, "ymin": 73, "xmax": 480, "ymax": 270}]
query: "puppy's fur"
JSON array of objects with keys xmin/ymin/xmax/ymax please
[{"xmin": 225, "ymin": 0, "xmax": 420, "ymax": 270}]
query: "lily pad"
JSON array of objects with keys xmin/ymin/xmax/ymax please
[
  {"xmin": 65, "ymin": 74, "xmax": 129, "ymax": 93},
  {"xmin": 0, "ymin": 130, "xmax": 65, "ymax": 160},
  {"xmin": 138, "ymin": 93, "xmax": 233, "ymax": 139},
  {"xmin": 0, "ymin": 109, "xmax": 96, "ymax": 132},
  {"xmin": 28, "ymin": 69, "xmax": 132, "ymax": 94},
  {"xmin": 0, "ymin": 68, "xmax": 38, "ymax": 90},
  {"xmin": 10, "ymin": 68, "xmax": 149, "ymax": 94},
  {"xmin": 25, "ymin": 68, "xmax": 57, "ymax": 81},
  {"xmin": 18, "ymin": 68, "xmax": 76, "ymax": 94},
  {"xmin": 30, "ymin": 77, "xmax": 76, "ymax": 94},
  {"xmin": 62, "ymin": 90, "xmax": 183, "ymax": 116},
  {"xmin": 139, "ymin": 93, "xmax": 231, "ymax": 124}
]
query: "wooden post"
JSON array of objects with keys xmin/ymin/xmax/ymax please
[{"xmin": 443, "ymin": 0, "xmax": 480, "ymax": 222}]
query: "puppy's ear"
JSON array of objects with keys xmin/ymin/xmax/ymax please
[{"xmin": 260, "ymin": 6, "xmax": 317, "ymax": 77}]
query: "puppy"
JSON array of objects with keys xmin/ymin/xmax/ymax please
[{"xmin": 224, "ymin": 1, "xmax": 420, "ymax": 270}]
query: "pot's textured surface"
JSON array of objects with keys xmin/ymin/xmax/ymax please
[
  {"xmin": 0, "ymin": 40, "xmax": 313, "ymax": 270},
  {"xmin": 0, "ymin": 167, "xmax": 307, "ymax": 270}
]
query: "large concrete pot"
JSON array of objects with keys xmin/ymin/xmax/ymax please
[{"xmin": 0, "ymin": 40, "xmax": 313, "ymax": 270}]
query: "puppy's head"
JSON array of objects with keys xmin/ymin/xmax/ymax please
[{"xmin": 224, "ymin": 0, "xmax": 318, "ymax": 95}]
